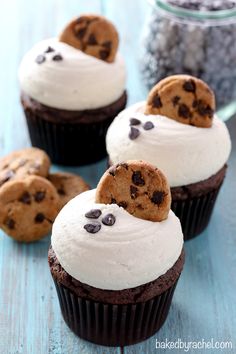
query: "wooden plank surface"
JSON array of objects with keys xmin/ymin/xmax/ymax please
[{"xmin": 0, "ymin": 0, "xmax": 235, "ymax": 353}]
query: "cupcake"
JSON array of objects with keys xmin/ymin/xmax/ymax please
[
  {"xmin": 106, "ymin": 75, "xmax": 231, "ymax": 240},
  {"xmin": 49, "ymin": 160, "xmax": 184, "ymax": 346},
  {"xmin": 19, "ymin": 15, "xmax": 127, "ymax": 166}
]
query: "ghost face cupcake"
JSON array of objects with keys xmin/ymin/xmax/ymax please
[
  {"xmin": 19, "ymin": 15, "xmax": 126, "ymax": 166},
  {"xmin": 49, "ymin": 160, "xmax": 184, "ymax": 346},
  {"xmin": 106, "ymin": 75, "xmax": 231, "ymax": 240}
]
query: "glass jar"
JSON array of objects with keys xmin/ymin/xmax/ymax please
[{"xmin": 140, "ymin": 0, "xmax": 236, "ymax": 113}]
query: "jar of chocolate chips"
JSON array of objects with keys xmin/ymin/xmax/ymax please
[{"xmin": 140, "ymin": 0, "xmax": 236, "ymax": 109}]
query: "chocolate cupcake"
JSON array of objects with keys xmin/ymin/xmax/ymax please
[
  {"xmin": 19, "ymin": 15, "xmax": 127, "ymax": 166},
  {"xmin": 49, "ymin": 160, "xmax": 184, "ymax": 346},
  {"xmin": 106, "ymin": 75, "xmax": 231, "ymax": 240}
]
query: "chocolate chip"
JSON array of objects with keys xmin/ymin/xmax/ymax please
[
  {"xmin": 132, "ymin": 171, "xmax": 145, "ymax": 186},
  {"xmin": 178, "ymin": 104, "xmax": 191, "ymax": 119},
  {"xmin": 102, "ymin": 213, "xmax": 116, "ymax": 226},
  {"xmin": 44, "ymin": 46, "xmax": 55, "ymax": 53},
  {"xmin": 172, "ymin": 96, "xmax": 180, "ymax": 106},
  {"xmin": 130, "ymin": 118, "xmax": 141, "ymax": 126},
  {"xmin": 58, "ymin": 188, "xmax": 66, "ymax": 196},
  {"xmin": 143, "ymin": 121, "xmax": 154, "ymax": 130},
  {"xmin": 118, "ymin": 163, "xmax": 129, "ymax": 170},
  {"xmin": 130, "ymin": 185, "xmax": 138, "ymax": 199},
  {"xmin": 52, "ymin": 54, "xmax": 63, "ymax": 61},
  {"xmin": 0, "ymin": 170, "xmax": 14, "ymax": 186},
  {"xmin": 111, "ymin": 198, "xmax": 117, "ymax": 204},
  {"xmin": 85, "ymin": 209, "xmax": 102, "ymax": 219},
  {"xmin": 102, "ymin": 41, "xmax": 112, "ymax": 49},
  {"xmin": 152, "ymin": 94, "xmax": 162, "ymax": 108},
  {"xmin": 193, "ymin": 100, "xmax": 214, "ymax": 117},
  {"xmin": 19, "ymin": 192, "xmax": 31, "ymax": 204},
  {"xmin": 5, "ymin": 218, "xmax": 15, "ymax": 229},
  {"xmin": 183, "ymin": 80, "xmax": 196, "ymax": 93},
  {"xmin": 34, "ymin": 191, "xmax": 45, "ymax": 202},
  {"xmin": 35, "ymin": 213, "xmax": 45, "ymax": 223},
  {"xmin": 109, "ymin": 167, "xmax": 116, "ymax": 176},
  {"xmin": 151, "ymin": 191, "xmax": 165, "ymax": 205},
  {"xmin": 118, "ymin": 201, "xmax": 127, "ymax": 209},
  {"xmin": 35, "ymin": 55, "xmax": 46, "ymax": 64},
  {"xmin": 75, "ymin": 27, "xmax": 87, "ymax": 39},
  {"xmin": 87, "ymin": 33, "xmax": 97, "ymax": 45},
  {"xmin": 84, "ymin": 222, "xmax": 101, "ymax": 234},
  {"xmin": 99, "ymin": 50, "xmax": 110, "ymax": 60},
  {"xmin": 129, "ymin": 127, "xmax": 140, "ymax": 140}
]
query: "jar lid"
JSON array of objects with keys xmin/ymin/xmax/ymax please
[{"xmin": 151, "ymin": 0, "xmax": 236, "ymax": 24}]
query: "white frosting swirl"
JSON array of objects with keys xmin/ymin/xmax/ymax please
[
  {"xmin": 18, "ymin": 38, "xmax": 126, "ymax": 110},
  {"xmin": 106, "ymin": 102, "xmax": 231, "ymax": 187},
  {"xmin": 51, "ymin": 189, "xmax": 183, "ymax": 290}
]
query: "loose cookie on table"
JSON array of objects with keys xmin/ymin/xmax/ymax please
[
  {"xmin": 96, "ymin": 160, "xmax": 171, "ymax": 222},
  {"xmin": 48, "ymin": 172, "xmax": 89, "ymax": 209},
  {"xmin": 145, "ymin": 75, "xmax": 215, "ymax": 128},
  {"xmin": 59, "ymin": 14, "xmax": 119, "ymax": 63},
  {"xmin": 0, "ymin": 148, "xmax": 50, "ymax": 187},
  {"xmin": 0, "ymin": 176, "xmax": 60, "ymax": 242}
]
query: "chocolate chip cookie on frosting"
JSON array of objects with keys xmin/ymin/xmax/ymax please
[
  {"xmin": 106, "ymin": 75, "xmax": 231, "ymax": 240},
  {"xmin": 19, "ymin": 14, "xmax": 127, "ymax": 166},
  {"xmin": 49, "ymin": 160, "xmax": 184, "ymax": 346}
]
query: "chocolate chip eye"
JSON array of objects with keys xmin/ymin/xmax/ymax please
[
  {"xmin": 84, "ymin": 222, "xmax": 101, "ymax": 234},
  {"xmin": 34, "ymin": 191, "xmax": 45, "ymax": 202},
  {"xmin": 130, "ymin": 118, "xmax": 141, "ymax": 126},
  {"xmin": 102, "ymin": 213, "xmax": 116, "ymax": 226},
  {"xmin": 19, "ymin": 192, "xmax": 31, "ymax": 204},
  {"xmin": 129, "ymin": 127, "xmax": 140, "ymax": 140},
  {"xmin": 35, "ymin": 55, "xmax": 46, "ymax": 64},
  {"xmin": 52, "ymin": 54, "xmax": 63, "ymax": 61},
  {"xmin": 85, "ymin": 209, "xmax": 102, "ymax": 219},
  {"xmin": 35, "ymin": 213, "xmax": 45, "ymax": 223},
  {"xmin": 44, "ymin": 46, "xmax": 55, "ymax": 53},
  {"xmin": 143, "ymin": 121, "xmax": 154, "ymax": 130},
  {"xmin": 132, "ymin": 171, "xmax": 145, "ymax": 186}
]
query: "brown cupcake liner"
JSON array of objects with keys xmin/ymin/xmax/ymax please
[
  {"xmin": 171, "ymin": 186, "xmax": 222, "ymax": 240},
  {"xmin": 53, "ymin": 279, "xmax": 179, "ymax": 346},
  {"xmin": 24, "ymin": 111, "xmax": 116, "ymax": 166}
]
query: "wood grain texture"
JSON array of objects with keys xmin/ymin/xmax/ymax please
[{"xmin": 0, "ymin": 0, "xmax": 235, "ymax": 353}]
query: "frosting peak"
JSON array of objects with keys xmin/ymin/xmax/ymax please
[
  {"xmin": 18, "ymin": 38, "xmax": 126, "ymax": 110},
  {"xmin": 51, "ymin": 189, "xmax": 183, "ymax": 290}
]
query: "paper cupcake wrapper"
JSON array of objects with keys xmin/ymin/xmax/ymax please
[
  {"xmin": 171, "ymin": 186, "xmax": 222, "ymax": 241},
  {"xmin": 53, "ymin": 279, "xmax": 178, "ymax": 347},
  {"xmin": 24, "ymin": 111, "xmax": 115, "ymax": 166}
]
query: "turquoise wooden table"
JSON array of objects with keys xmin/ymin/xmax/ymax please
[{"xmin": 0, "ymin": 1, "xmax": 236, "ymax": 353}]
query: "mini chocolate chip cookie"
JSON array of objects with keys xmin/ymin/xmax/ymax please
[
  {"xmin": 48, "ymin": 172, "xmax": 89, "ymax": 209},
  {"xmin": 0, "ymin": 175, "xmax": 60, "ymax": 242},
  {"xmin": 96, "ymin": 160, "xmax": 171, "ymax": 222},
  {"xmin": 0, "ymin": 148, "xmax": 50, "ymax": 188},
  {"xmin": 59, "ymin": 14, "xmax": 119, "ymax": 63},
  {"xmin": 145, "ymin": 75, "xmax": 215, "ymax": 128}
]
